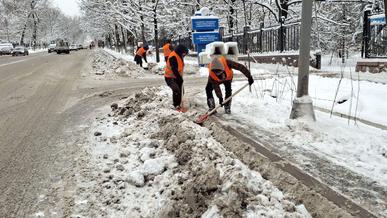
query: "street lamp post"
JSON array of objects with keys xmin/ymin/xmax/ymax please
[{"xmin": 290, "ymin": 0, "xmax": 316, "ymax": 120}]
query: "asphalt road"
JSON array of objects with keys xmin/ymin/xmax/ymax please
[{"xmin": 0, "ymin": 50, "xmax": 170, "ymax": 217}]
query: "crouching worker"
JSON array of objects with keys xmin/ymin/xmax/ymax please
[
  {"xmin": 134, "ymin": 44, "xmax": 149, "ymax": 67},
  {"xmin": 206, "ymin": 56, "xmax": 254, "ymax": 114},
  {"xmin": 164, "ymin": 45, "xmax": 189, "ymax": 111}
]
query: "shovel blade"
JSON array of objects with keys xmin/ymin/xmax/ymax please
[{"xmin": 195, "ymin": 113, "xmax": 209, "ymax": 125}]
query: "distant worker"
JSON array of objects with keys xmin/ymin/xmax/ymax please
[
  {"xmin": 134, "ymin": 44, "xmax": 149, "ymax": 67},
  {"xmin": 162, "ymin": 40, "xmax": 173, "ymax": 62},
  {"xmin": 164, "ymin": 45, "xmax": 189, "ymax": 111},
  {"xmin": 206, "ymin": 56, "xmax": 254, "ymax": 114}
]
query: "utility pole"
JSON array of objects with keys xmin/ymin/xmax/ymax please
[{"xmin": 290, "ymin": 0, "xmax": 316, "ymax": 121}]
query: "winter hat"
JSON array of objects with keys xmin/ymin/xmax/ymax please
[
  {"xmin": 175, "ymin": 44, "xmax": 189, "ymax": 56},
  {"xmin": 210, "ymin": 58, "xmax": 224, "ymax": 72}
]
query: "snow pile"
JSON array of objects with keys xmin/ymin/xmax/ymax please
[
  {"xmin": 220, "ymin": 80, "xmax": 387, "ymax": 186},
  {"xmin": 202, "ymin": 79, "xmax": 387, "ymax": 216},
  {"xmin": 89, "ymin": 50, "xmax": 146, "ymax": 79},
  {"xmin": 28, "ymin": 48, "xmax": 46, "ymax": 54},
  {"xmin": 72, "ymin": 88, "xmax": 310, "ymax": 217}
]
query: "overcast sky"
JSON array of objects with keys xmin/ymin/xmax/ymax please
[{"xmin": 52, "ymin": 0, "xmax": 81, "ymax": 17}]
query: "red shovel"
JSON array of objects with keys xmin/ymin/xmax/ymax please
[{"xmin": 195, "ymin": 83, "xmax": 249, "ymax": 124}]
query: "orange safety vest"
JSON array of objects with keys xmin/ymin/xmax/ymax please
[
  {"xmin": 164, "ymin": 51, "xmax": 184, "ymax": 78},
  {"xmin": 136, "ymin": 47, "xmax": 146, "ymax": 57},
  {"xmin": 162, "ymin": 43, "xmax": 172, "ymax": 57},
  {"xmin": 208, "ymin": 56, "xmax": 233, "ymax": 82}
]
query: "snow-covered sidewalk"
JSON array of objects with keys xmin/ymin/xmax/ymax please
[
  {"xmin": 198, "ymin": 77, "xmax": 387, "ymax": 216},
  {"xmin": 68, "ymin": 87, "xmax": 311, "ymax": 217}
]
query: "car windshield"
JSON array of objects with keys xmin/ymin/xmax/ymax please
[{"xmin": 15, "ymin": 47, "xmax": 24, "ymax": 50}]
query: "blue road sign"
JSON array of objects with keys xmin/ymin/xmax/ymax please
[
  {"xmin": 192, "ymin": 18, "xmax": 219, "ymax": 31},
  {"xmin": 370, "ymin": 14, "xmax": 386, "ymax": 25},
  {"xmin": 192, "ymin": 32, "xmax": 220, "ymax": 45}
]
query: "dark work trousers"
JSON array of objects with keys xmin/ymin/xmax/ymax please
[
  {"xmin": 165, "ymin": 77, "xmax": 183, "ymax": 108},
  {"xmin": 134, "ymin": 55, "xmax": 143, "ymax": 67},
  {"xmin": 205, "ymin": 80, "xmax": 232, "ymax": 108}
]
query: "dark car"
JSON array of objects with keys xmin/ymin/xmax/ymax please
[
  {"xmin": 56, "ymin": 40, "xmax": 70, "ymax": 54},
  {"xmin": 11, "ymin": 46, "xmax": 29, "ymax": 56}
]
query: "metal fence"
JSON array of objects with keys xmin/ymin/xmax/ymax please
[
  {"xmin": 167, "ymin": 22, "xmax": 301, "ymax": 54},
  {"xmin": 223, "ymin": 22, "xmax": 300, "ymax": 54}
]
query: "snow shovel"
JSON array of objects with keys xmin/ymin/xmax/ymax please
[
  {"xmin": 180, "ymin": 85, "xmax": 189, "ymax": 113},
  {"xmin": 195, "ymin": 83, "xmax": 249, "ymax": 124}
]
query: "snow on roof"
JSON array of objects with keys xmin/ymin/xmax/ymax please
[{"xmin": 191, "ymin": 16, "xmax": 219, "ymax": 20}]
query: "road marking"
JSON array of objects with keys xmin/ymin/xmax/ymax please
[{"xmin": 0, "ymin": 54, "xmax": 48, "ymax": 68}]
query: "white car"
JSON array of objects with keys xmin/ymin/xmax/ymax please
[
  {"xmin": 48, "ymin": 44, "xmax": 56, "ymax": 53},
  {"xmin": 0, "ymin": 43, "xmax": 14, "ymax": 55},
  {"xmin": 70, "ymin": 44, "xmax": 78, "ymax": 51}
]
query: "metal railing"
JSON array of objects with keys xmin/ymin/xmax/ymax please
[
  {"xmin": 223, "ymin": 23, "xmax": 300, "ymax": 54},
  {"xmin": 165, "ymin": 22, "xmax": 301, "ymax": 54}
]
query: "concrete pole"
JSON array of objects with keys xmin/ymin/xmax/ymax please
[{"xmin": 290, "ymin": 0, "xmax": 316, "ymax": 120}]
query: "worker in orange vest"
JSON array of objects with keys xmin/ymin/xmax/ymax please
[
  {"xmin": 162, "ymin": 40, "xmax": 173, "ymax": 62},
  {"xmin": 134, "ymin": 44, "xmax": 149, "ymax": 67},
  {"xmin": 206, "ymin": 56, "xmax": 254, "ymax": 114},
  {"xmin": 164, "ymin": 45, "xmax": 189, "ymax": 111}
]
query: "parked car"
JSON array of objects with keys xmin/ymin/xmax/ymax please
[
  {"xmin": 0, "ymin": 43, "xmax": 14, "ymax": 55},
  {"xmin": 56, "ymin": 40, "xmax": 70, "ymax": 54},
  {"xmin": 70, "ymin": 44, "xmax": 78, "ymax": 51},
  {"xmin": 78, "ymin": 44, "xmax": 83, "ymax": 50},
  {"xmin": 48, "ymin": 43, "xmax": 56, "ymax": 53},
  {"xmin": 11, "ymin": 46, "xmax": 29, "ymax": 56}
]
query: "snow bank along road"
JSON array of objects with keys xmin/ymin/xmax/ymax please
[{"xmin": 0, "ymin": 50, "xmax": 179, "ymax": 217}]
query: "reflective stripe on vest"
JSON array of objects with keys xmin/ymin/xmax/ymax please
[
  {"xmin": 164, "ymin": 51, "xmax": 184, "ymax": 78},
  {"xmin": 163, "ymin": 43, "xmax": 172, "ymax": 57},
  {"xmin": 208, "ymin": 56, "xmax": 233, "ymax": 82},
  {"xmin": 136, "ymin": 47, "xmax": 146, "ymax": 56}
]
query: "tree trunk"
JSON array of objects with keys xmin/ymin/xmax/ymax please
[
  {"xmin": 115, "ymin": 24, "xmax": 120, "ymax": 52},
  {"xmin": 121, "ymin": 26, "xmax": 127, "ymax": 53},
  {"xmin": 20, "ymin": 22, "xmax": 28, "ymax": 46},
  {"xmin": 32, "ymin": 13, "xmax": 38, "ymax": 50},
  {"xmin": 242, "ymin": 0, "xmax": 247, "ymax": 27},
  {"xmin": 154, "ymin": 9, "xmax": 160, "ymax": 62},
  {"xmin": 228, "ymin": 0, "xmax": 236, "ymax": 34},
  {"xmin": 385, "ymin": 0, "xmax": 387, "ymax": 20},
  {"xmin": 140, "ymin": 6, "xmax": 146, "ymax": 43}
]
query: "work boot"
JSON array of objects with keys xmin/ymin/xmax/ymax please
[
  {"xmin": 207, "ymin": 98, "xmax": 217, "ymax": 114},
  {"xmin": 224, "ymin": 105, "xmax": 231, "ymax": 114},
  {"xmin": 224, "ymin": 99, "xmax": 231, "ymax": 114}
]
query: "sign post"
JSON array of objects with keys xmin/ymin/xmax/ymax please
[{"xmin": 191, "ymin": 8, "xmax": 220, "ymax": 66}]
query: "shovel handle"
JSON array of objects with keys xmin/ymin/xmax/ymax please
[{"xmin": 207, "ymin": 83, "xmax": 249, "ymax": 116}]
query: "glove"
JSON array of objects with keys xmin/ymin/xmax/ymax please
[{"xmin": 248, "ymin": 76, "xmax": 254, "ymax": 86}]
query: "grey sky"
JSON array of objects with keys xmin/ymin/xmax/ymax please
[{"xmin": 52, "ymin": 0, "xmax": 81, "ymax": 17}]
